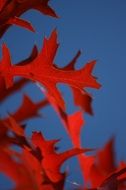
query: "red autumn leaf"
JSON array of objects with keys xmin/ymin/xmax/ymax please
[
  {"xmin": 57, "ymin": 109, "xmax": 95, "ymax": 184},
  {"xmin": 85, "ymin": 168, "xmax": 126, "ymax": 190},
  {"xmin": 0, "ymin": 144, "xmax": 65, "ymax": 190},
  {"xmin": 0, "ymin": 93, "xmax": 48, "ymax": 148},
  {"xmin": 118, "ymin": 163, "xmax": 126, "ymax": 190},
  {"xmin": 31, "ymin": 131, "xmax": 92, "ymax": 183},
  {"xmin": 0, "ymin": 0, "xmax": 58, "ymax": 37},
  {"xmin": 21, "ymin": 148, "xmax": 44, "ymax": 189},
  {"xmin": 0, "ymin": 45, "xmax": 38, "ymax": 102},
  {"xmin": 54, "ymin": 50, "xmax": 94, "ymax": 115},
  {"xmin": 0, "ymin": 116, "xmax": 31, "ymax": 148},
  {"xmin": 87, "ymin": 141, "xmax": 126, "ymax": 190},
  {"xmin": 79, "ymin": 155, "xmax": 95, "ymax": 184},
  {"xmin": 98, "ymin": 167, "xmax": 126, "ymax": 190},
  {"xmin": 0, "ymin": 148, "xmax": 43, "ymax": 190},
  {"xmin": 90, "ymin": 138, "xmax": 116, "ymax": 188},
  {"xmin": 66, "ymin": 111, "xmax": 84, "ymax": 147},
  {"xmin": 31, "ymin": 132, "xmax": 60, "ymax": 156},
  {"xmin": 72, "ymin": 88, "xmax": 93, "ymax": 115},
  {"xmin": 38, "ymin": 86, "xmax": 86, "ymax": 152},
  {"xmin": 117, "ymin": 162, "xmax": 126, "ymax": 180},
  {"xmin": 66, "ymin": 113, "xmax": 95, "ymax": 184},
  {"xmin": 10, "ymin": 94, "xmax": 49, "ymax": 123},
  {"xmin": 97, "ymin": 138, "xmax": 116, "ymax": 174},
  {"xmin": 0, "ymin": 119, "xmax": 30, "ymax": 148},
  {"xmin": 18, "ymin": 45, "xmax": 38, "ymax": 66},
  {"xmin": 38, "ymin": 88, "xmax": 85, "ymax": 147},
  {"xmin": 42, "ymin": 149, "xmax": 94, "ymax": 184},
  {"xmin": 67, "ymin": 114, "xmax": 95, "ymax": 184},
  {"xmin": 0, "ymin": 30, "xmax": 101, "ymax": 110},
  {"xmin": 7, "ymin": 16, "xmax": 35, "ymax": 32},
  {"xmin": 61, "ymin": 50, "xmax": 94, "ymax": 115},
  {"xmin": 0, "ymin": 77, "xmax": 27, "ymax": 102},
  {"xmin": 62, "ymin": 50, "xmax": 81, "ymax": 70},
  {"xmin": 39, "ymin": 89, "xmax": 95, "ymax": 184},
  {"xmin": 0, "ymin": 132, "xmax": 39, "ymax": 189},
  {"xmin": 2, "ymin": 115, "xmax": 24, "ymax": 136}
]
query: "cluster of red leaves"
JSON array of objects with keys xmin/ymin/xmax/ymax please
[{"xmin": 0, "ymin": 1, "xmax": 126, "ymax": 190}]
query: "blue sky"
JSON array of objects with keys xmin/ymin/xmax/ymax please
[{"xmin": 0, "ymin": 0, "xmax": 126, "ymax": 189}]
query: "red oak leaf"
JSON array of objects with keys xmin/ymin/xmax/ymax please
[
  {"xmin": 117, "ymin": 162, "xmax": 126, "ymax": 180},
  {"xmin": 20, "ymin": 147, "xmax": 66, "ymax": 190},
  {"xmin": 87, "ymin": 142, "xmax": 126, "ymax": 190},
  {"xmin": 66, "ymin": 111, "xmax": 95, "ymax": 183},
  {"xmin": 0, "ymin": 93, "xmax": 48, "ymax": 147},
  {"xmin": 18, "ymin": 45, "xmax": 38, "ymax": 66},
  {"xmin": 0, "ymin": 45, "xmax": 38, "ymax": 102},
  {"xmin": 0, "ymin": 135, "xmax": 64, "ymax": 189},
  {"xmin": 90, "ymin": 138, "xmax": 116, "ymax": 187},
  {"xmin": 112, "ymin": 162, "xmax": 126, "ymax": 190},
  {"xmin": 0, "ymin": 30, "xmax": 101, "ymax": 110},
  {"xmin": 38, "ymin": 89, "xmax": 95, "ymax": 184},
  {"xmin": 31, "ymin": 131, "xmax": 92, "ymax": 183},
  {"xmin": 0, "ymin": 0, "xmax": 58, "ymax": 37},
  {"xmin": 0, "ymin": 77, "xmax": 27, "ymax": 102},
  {"xmin": 0, "ymin": 148, "xmax": 42, "ymax": 190},
  {"xmin": 57, "ymin": 109, "xmax": 95, "ymax": 183},
  {"xmin": 84, "ymin": 168, "xmax": 126, "ymax": 190},
  {"xmin": 97, "ymin": 167, "xmax": 126, "ymax": 190},
  {"xmin": 37, "ymin": 88, "xmax": 83, "ymax": 147},
  {"xmin": 10, "ymin": 94, "xmax": 49, "ymax": 123},
  {"xmin": 72, "ymin": 88, "xmax": 93, "ymax": 115},
  {"xmin": 0, "ymin": 95, "xmax": 48, "ymax": 148},
  {"xmin": 7, "ymin": 16, "xmax": 35, "ymax": 32},
  {"xmin": 97, "ymin": 138, "xmax": 116, "ymax": 174},
  {"xmin": 61, "ymin": 50, "xmax": 94, "ymax": 115},
  {"xmin": 21, "ymin": 148, "xmax": 44, "ymax": 189},
  {"xmin": 2, "ymin": 115, "xmax": 24, "ymax": 136},
  {"xmin": 66, "ymin": 111, "xmax": 84, "ymax": 147},
  {"xmin": 0, "ymin": 118, "xmax": 30, "ymax": 148}
]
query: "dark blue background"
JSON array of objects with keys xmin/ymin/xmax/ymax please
[{"xmin": 0, "ymin": 0, "xmax": 126, "ymax": 189}]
